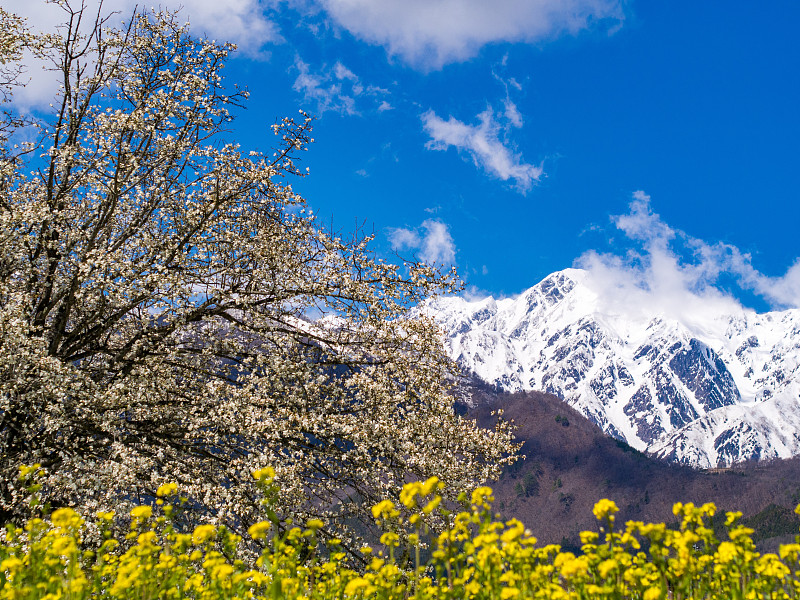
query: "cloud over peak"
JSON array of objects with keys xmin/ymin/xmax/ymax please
[
  {"xmin": 577, "ymin": 192, "xmax": 800, "ymax": 323},
  {"xmin": 613, "ymin": 190, "xmax": 676, "ymax": 245}
]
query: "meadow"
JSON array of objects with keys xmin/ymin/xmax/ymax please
[{"xmin": 3, "ymin": 466, "xmax": 800, "ymax": 600}]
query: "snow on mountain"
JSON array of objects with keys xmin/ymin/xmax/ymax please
[{"xmin": 427, "ymin": 268, "xmax": 800, "ymax": 468}]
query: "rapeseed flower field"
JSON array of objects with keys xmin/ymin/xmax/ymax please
[{"xmin": 3, "ymin": 465, "xmax": 800, "ymax": 599}]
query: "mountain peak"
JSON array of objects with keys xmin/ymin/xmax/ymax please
[{"xmin": 430, "ymin": 270, "xmax": 800, "ymax": 468}]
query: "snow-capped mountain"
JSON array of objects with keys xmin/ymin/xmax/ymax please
[{"xmin": 428, "ymin": 268, "xmax": 800, "ymax": 468}]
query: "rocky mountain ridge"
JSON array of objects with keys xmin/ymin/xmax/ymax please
[{"xmin": 428, "ymin": 268, "xmax": 800, "ymax": 467}]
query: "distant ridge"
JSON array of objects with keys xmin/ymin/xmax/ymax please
[{"xmin": 429, "ymin": 269, "xmax": 800, "ymax": 467}]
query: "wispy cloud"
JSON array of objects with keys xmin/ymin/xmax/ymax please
[
  {"xmin": 292, "ymin": 58, "xmax": 389, "ymax": 116},
  {"xmin": 313, "ymin": 0, "xmax": 625, "ymax": 70},
  {"xmin": 577, "ymin": 192, "xmax": 800, "ymax": 319},
  {"xmin": 333, "ymin": 62, "xmax": 358, "ymax": 82},
  {"xmin": 422, "ymin": 104, "xmax": 542, "ymax": 192},
  {"xmin": 723, "ymin": 251, "xmax": 800, "ymax": 310},
  {"xmin": 387, "ymin": 219, "xmax": 456, "ymax": 265},
  {"xmin": 292, "ymin": 58, "xmax": 358, "ymax": 115},
  {"xmin": 503, "ymin": 98, "xmax": 523, "ymax": 128}
]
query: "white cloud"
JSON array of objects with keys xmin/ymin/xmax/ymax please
[
  {"xmin": 613, "ymin": 190, "xmax": 675, "ymax": 244},
  {"xmin": 292, "ymin": 58, "xmax": 390, "ymax": 116},
  {"xmin": 503, "ymin": 99, "xmax": 523, "ymax": 128},
  {"xmin": 169, "ymin": 0, "xmax": 282, "ymax": 57},
  {"xmin": 576, "ymin": 192, "xmax": 800, "ymax": 321},
  {"xmin": 388, "ymin": 228, "xmax": 421, "ymax": 249},
  {"xmin": 726, "ymin": 254, "xmax": 800, "ymax": 310},
  {"xmin": 6, "ymin": 0, "xmax": 281, "ymax": 54},
  {"xmin": 684, "ymin": 235, "xmax": 800, "ymax": 311},
  {"xmin": 463, "ymin": 284, "xmax": 492, "ymax": 302},
  {"xmin": 422, "ymin": 106, "xmax": 542, "ymax": 192},
  {"xmin": 333, "ymin": 61, "xmax": 358, "ymax": 81},
  {"xmin": 315, "ymin": 0, "xmax": 624, "ymax": 69},
  {"xmin": 293, "ymin": 58, "xmax": 358, "ymax": 115},
  {"xmin": 387, "ymin": 219, "xmax": 456, "ymax": 265},
  {"xmin": 4, "ymin": 0, "xmax": 281, "ymax": 111}
]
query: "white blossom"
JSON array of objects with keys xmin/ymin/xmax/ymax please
[{"xmin": 0, "ymin": 2, "xmax": 518, "ymax": 555}]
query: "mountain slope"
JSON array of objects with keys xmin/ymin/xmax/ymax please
[
  {"xmin": 429, "ymin": 269, "xmax": 800, "ymax": 467},
  {"xmin": 470, "ymin": 388, "xmax": 800, "ymax": 551}
]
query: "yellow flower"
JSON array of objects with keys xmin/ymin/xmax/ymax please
[
  {"xmin": 183, "ymin": 573, "xmax": 204, "ymax": 592},
  {"xmin": 464, "ymin": 581, "xmax": 481, "ymax": 596},
  {"xmin": 137, "ymin": 531, "xmax": 158, "ymax": 547},
  {"xmin": 69, "ymin": 576, "xmax": 88, "ymax": 594},
  {"xmin": 717, "ymin": 541, "xmax": 737, "ymax": 564},
  {"xmin": 371, "ymin": 499, "xmax": 399, "ymax": 520},
  {"xmin": 305, "ymin": 518, "xmax": 324, "ymax": 531},
  {"xmin": 644, "ymin": 587, "xmax": 663, "ymax": 600},
  {"xmin": 157, "ymin": 482, "xmax": 178, "ymax": 497},
  {"xmin": 500, "ymin": 587, "xmax": 520, "ymax": 599},
  {"xmin": 729, "ymin": 525, "xmax": 755, "ymax": 541},
  {"xmin": 252, "ymin": 466, "xmax": 276, "ymax": 481},
  {"xmin": 130, "ymin": 505, "xmax": 152, "ymax": 520},
  {"xmin": 211, "ymin": 563, "xmax": 234, "ymax": 580},
  {"xmin": 780, "ymin": 543, "xmax": 800, "ymax": 562},
  {"xmin": 756, "ymin": 554, "xmax": 790, "ymax": 579},
  {"xmin": 344, "ymin": 577, "xmax": 369, "ymax": 596},
  {"xmin": 422, "ymin": 496, "xmax": 442, "ymax": 515},
  {"xmin": 421, "ymin": 476, "xmax": 443, "ymax": 496},
  {"xmin": 1, "ymin": 557, "xmax": 24, "ymax": 574},
  {"xmin": 471, "ymin": 486, "xmax": 494, "ymax": 509},
  {"xmin": 18, "ymin": 464, "xmax": 42, "ymax": 479},
  {"xmin": 700, "ymin": 502, "xmax": 716, "ymax": 518},
  {"xmin": 562, "ymin": 555, "xmax": 589, "ymax": 578},
  {"xmin": 192, "ymin": 524, "xmax": 216, "ymax": 545},
  {"xmin": 593, "ymin": 499, "xmax": 619, "ymax": 522},
  {"xmin": 50, "ymin": 536, "xmax": 77, "ymax": 556},
  {"xmin": 400, "ymin": 482, "xmax": 422, "ymax": 508},
  {"xmin": 248, "ymin": 521, "xmax": 271, "ymax": 539},
  {"xmin": 598, "ymin": 558, "xmax": 618, "ymax": 579},
  {"xmin": 580, "ymin": 531, "xmax": 599, "ymax": 545},
  {"xmin": 51, "ymin": 507, "xmax": 82, "ymax": 528},
  {"xmin": 554, "ymin": 552, "xmax": 574, "ymax": 567}
]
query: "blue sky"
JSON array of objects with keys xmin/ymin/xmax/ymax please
[{"xmin": 11, "ymin": 0, "xmax": 800, "ymax": 312}]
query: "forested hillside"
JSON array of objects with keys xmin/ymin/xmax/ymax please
[{"xmin": 468, "ymin": 386, "xmax": 800, "ymax": 552}]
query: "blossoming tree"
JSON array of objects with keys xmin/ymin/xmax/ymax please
[{"xmin": 0, "ymin": 2, "xmax": 516, "ymax": 552}]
